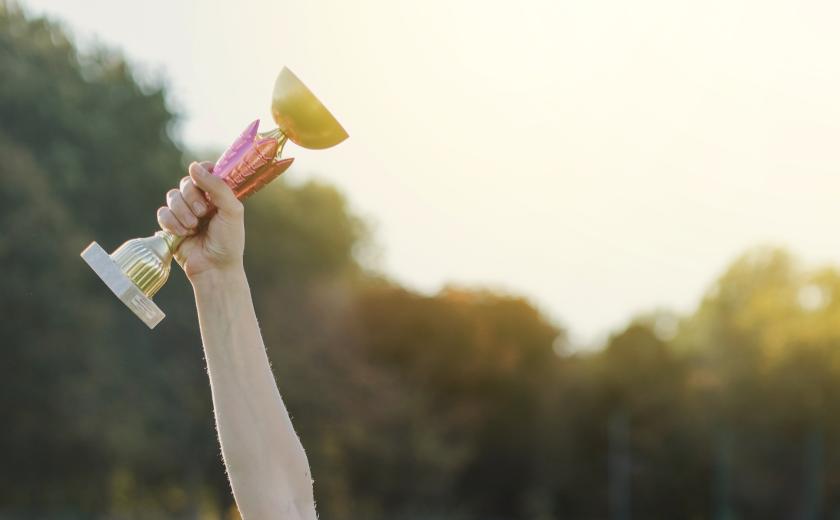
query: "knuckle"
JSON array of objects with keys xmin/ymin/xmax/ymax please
[
  {"xmin": 180, "ymin": 211, "xmax": 198, "ymax": 226},
  {"xmin": 181, "ymin": 184, "xmax": 197, "ymax": 197},
  {"xmin": 182, "ymin": 185, "xmax": 200, "ymax": 203},
  {"xmin": 172, "ymin": 201, "xmax": 196, "ymax": 222},
  {"xmin": 157, "ymin": 213, "xmax": 176, "ymax": 231}
]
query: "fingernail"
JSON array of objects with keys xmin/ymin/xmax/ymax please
[{"xmin": 193, "ymin": 201, "xmax": 206, "ymax": 215}]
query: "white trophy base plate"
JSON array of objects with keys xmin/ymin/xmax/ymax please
[{"xmin": 81, "ymin": 242, "xmax": 165, "ymax": 329}]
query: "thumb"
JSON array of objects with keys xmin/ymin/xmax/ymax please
[{"xmin": 188, "ymin": 161, "xmax": 242, "ymax": 217}]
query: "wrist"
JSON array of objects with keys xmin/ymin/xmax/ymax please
[{"xmin": 189, "ymin": 265, "xmax": 248, "ymax": 293}]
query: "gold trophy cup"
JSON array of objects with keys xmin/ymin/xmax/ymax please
[{"xmin": 81, "ymin": 68, "xmax": 348, "ymax": 328}]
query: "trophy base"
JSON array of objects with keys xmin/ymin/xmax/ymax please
[{"xmin": 81, "ymin": 242, "xmax": 165, "ymax": 329}]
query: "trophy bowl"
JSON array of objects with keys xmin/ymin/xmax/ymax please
[{"xmin": 272, "ymin": 67, "xmax": 349, "ymax": 150}]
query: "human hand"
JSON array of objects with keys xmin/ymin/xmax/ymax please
[{"xmin": 156, "ymin": 161, "xmax": 245, "ymax": 282}]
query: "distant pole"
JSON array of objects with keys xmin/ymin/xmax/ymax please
[
  {"xmin": 609, "ymin": 411, "xmax": 631, "ymax": 520},
  {"xmin": 799, "ymin": 427, "xmax": 824, "ymax": 520},
  {"xmin": 713, "ymin": 429, "xmax": 733, "ymax": 520}
]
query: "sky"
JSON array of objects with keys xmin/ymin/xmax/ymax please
[{"xmin": 22, "ymin": 0, "xmax": 840, "ymax": 346}]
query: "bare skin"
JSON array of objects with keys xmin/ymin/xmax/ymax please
[{"xmin": 158, "ymin": 161, "xmax": 317, "ymax": 520}]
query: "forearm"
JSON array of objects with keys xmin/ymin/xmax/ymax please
[{"xmin": 192, "ymin": 268, "xmax": 316, "ymax": 520}]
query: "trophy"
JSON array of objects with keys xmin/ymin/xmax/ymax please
[{"xmin": 81, "ymin": 67, "xmax": 348, "ymax": 329}]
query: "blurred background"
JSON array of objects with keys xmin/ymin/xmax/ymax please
[{"xmin": 4, "ymin": 0, "xmax": 840, "ymax": 518}]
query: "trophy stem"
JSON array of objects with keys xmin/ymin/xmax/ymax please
[
  {"xmin": 258, "ymin": 128, "xmax": 289, "ymax": 164},
  {"xmin": 259, "ymin": 127, "xmax": 287, "ymax": 146}
]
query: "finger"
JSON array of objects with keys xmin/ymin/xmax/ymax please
[
  {"xmin": 157, "ymin": 207, "xmax": 190, "ymax": 236},
  {"xmin": 166, "ymin": 188, "xmax": 199, "ymax": 229},
  {"xmin": 179, "ymin": 176, "xmax": 211, "ymax": 217},
  {"xmin": 188, "ymin": 161, "xmax": 243, "ymax": 218}
]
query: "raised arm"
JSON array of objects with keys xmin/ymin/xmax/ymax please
[{"xmin": 157, "ymin": 161, "xmax": 316, "ymax": 520}]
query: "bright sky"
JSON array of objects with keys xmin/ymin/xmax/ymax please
[{"xmin": 23, "ymin": 0, "xmax": 840, "ymax": 346}]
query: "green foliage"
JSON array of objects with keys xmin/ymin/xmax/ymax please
[{"xmin": 6, "ymin": 4, "xmax": 840, "ymax": 519}]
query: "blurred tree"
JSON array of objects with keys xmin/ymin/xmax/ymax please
[
  {"xmin": 349, "ymin": 285, "xmax": 561, "ymax": 519},
  {"xmin": 675, "ymin": 246, "xmax": 840, "ymax": 518},
  {"xmin": 1, "ymin": 2, "xmax": 189, "ymax": 513}
]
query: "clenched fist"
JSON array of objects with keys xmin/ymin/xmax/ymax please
[{"xmin": 156, "ymin": 161, "xmax": 245, "ymax": 281}]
